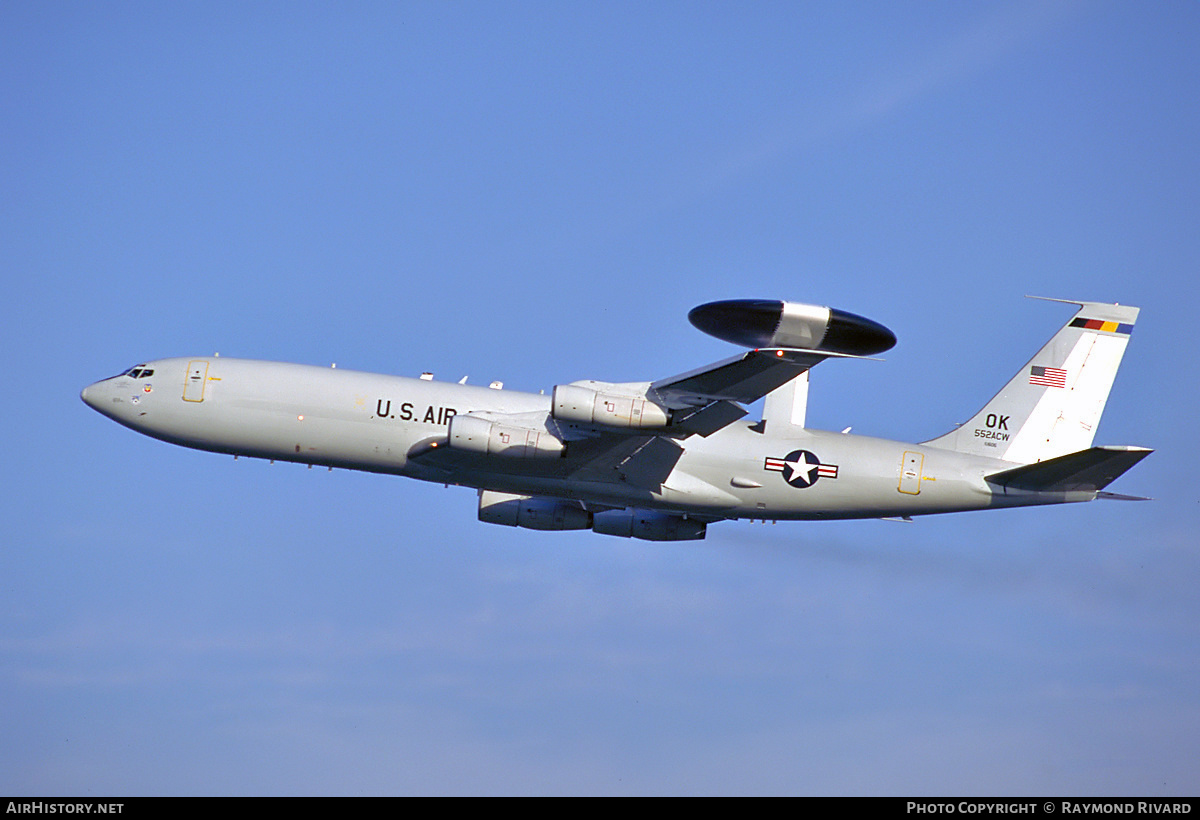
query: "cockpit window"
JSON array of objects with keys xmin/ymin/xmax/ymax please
[{"xmin": 108, "ymin": 364, "xmax": 153, "ymax": 380}]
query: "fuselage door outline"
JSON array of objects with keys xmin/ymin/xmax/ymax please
[
  {"xmin": 899, "ymin": 451, "xmax": 923, "ymax": 495},
  {"xmin": 183, "ymin": 360, "xmax": 209, "ymax": 402}
]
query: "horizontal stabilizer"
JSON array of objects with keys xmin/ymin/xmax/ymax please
[{"xmin": 986, "ymin": 446, "xmax": 1152, "ymax": 493}]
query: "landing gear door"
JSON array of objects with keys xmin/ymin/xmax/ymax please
[
  {"xmin": 183, "ymin": 361, "xmax": 209, "ymax": 402},
  {"xmin": 899, "ymin": 451, "xmax": 923, "ymax": 495}
]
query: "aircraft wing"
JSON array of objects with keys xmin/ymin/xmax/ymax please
[
  {"xmin": 566, "ymin": 434, "xmax": 684, "ymax": 487},
  {"xmin": 404, "ymin": 421, "xmax": 689, "ymax": 493},
  {"xmin": 650, "ymin": 348, "xmax": 860, "ymax": 407}
]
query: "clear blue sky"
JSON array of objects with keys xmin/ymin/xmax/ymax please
[{"xmin": 3, "ymin": 1, "xmax": 1197, "ymax": 795}]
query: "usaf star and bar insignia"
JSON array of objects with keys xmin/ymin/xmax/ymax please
[{"xmin": 764, "ymin": 450, "xmax": 839, "ymax": 489}]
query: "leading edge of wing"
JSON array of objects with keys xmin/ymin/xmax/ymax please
[{"xmin": 650, "ymin": 347, "xmax": 874, "ymax": 406}]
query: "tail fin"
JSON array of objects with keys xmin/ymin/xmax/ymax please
[{"xmin": 923, "ymin": 298, "xmax": 1139, "ymax": 464}]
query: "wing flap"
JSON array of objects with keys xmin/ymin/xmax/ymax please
[
  {"xmin": 671, "ymin": 400, "xmax": 749, "ymax": 436},
  {"xmin": 568, "ymin": 435, "xmax": 684, "ymax": 489}
]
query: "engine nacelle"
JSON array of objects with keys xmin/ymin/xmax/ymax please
[
  {"xmin": 688, "ymin": 299, "xmax": 896, "ymax": 356},
  {"xmin": 552, "ymin": 382, "xmax": 672, "ymax": 429},
  {"xmin": 592, "ymin": 509, "xmax": 707, "ymax": 541},
  {"xmin": 478, "ymin": 491, "xmax": 591, "ymax": 531},
  {"xmin": 448, "ymin": 414, "xmax": 564, "ymax": 458}
]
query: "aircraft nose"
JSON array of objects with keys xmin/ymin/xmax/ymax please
[{"xmin": 81, "ymin": 381, "xmax": 104, "ymax": 411}]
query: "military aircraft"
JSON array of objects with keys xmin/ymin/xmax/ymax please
[{"xmin": 81, "ymin": 297, "xmax": 1149, "ymax": 541}]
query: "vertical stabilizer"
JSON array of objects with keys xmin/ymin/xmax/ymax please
[{"xmin": 923, "ymin": 299, "xmax": 1139, "ymax": 464}]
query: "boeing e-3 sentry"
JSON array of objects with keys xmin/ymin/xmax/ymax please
[{"xmin": 81, "ymin": 298, "xmax": 1150, "ymax": 541}]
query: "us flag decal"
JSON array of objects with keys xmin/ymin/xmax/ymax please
[{"xmin": 1029, "ymin": 365, "xmax": 1067, "ymax": 388}]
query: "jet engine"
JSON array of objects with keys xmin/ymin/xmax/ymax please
[
  {"xmin": 478, "ymin": 491, "xmax": 591, "ymax": 531},
  {"xmin": 448, "ymin": 414, "xmax": 564, "ymax": 458},
  {"xmin": 551, "ymin": 381, "xmax": 672, "ymax": 428},
  {"xmin": 591, "ymin": 509, "xmax": 707, "ymax": 541},
  {"xmin": 688, "ymin": 299, "xmax": 896, "ymax": 356}
]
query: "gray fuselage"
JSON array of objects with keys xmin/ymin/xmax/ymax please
[{"xmin": 81, "ymin": 356, "xmax": 1078, "ymax": 521}]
